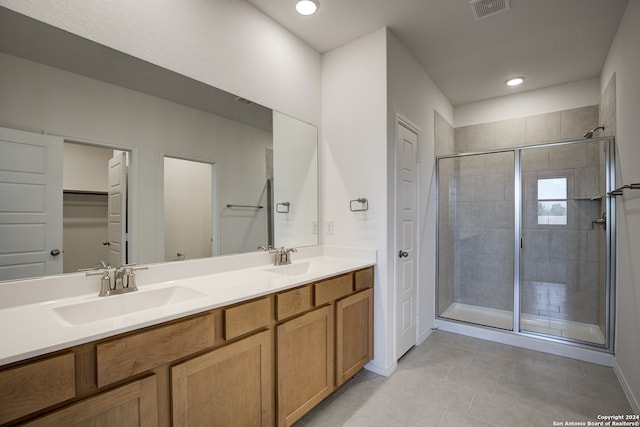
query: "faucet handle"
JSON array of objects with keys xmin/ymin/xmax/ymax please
[
  {"xmin": 85, "ymin": 269, "xmax": 112, "ymax": 297},
  {"xmin": 122, "ymin": 265, "xmax": 148, "ymax": 290}
]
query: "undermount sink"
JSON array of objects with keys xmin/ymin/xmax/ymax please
[
  {"xmin": 268, "ymin": 261, "xmax": 312, "ymax": 276},
  {"xmin": 53, "ymin": 286, "xmax": 207, "ymax": 326}
]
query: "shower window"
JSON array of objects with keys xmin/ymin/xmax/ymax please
[{"xmin": 537, "ymin": 177, "xmax": 567, "ymax": 225}]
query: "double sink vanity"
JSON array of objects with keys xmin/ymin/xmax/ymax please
[{"xmin": 0, "ymin": 246, "xmax": 375, "ymax": 426}]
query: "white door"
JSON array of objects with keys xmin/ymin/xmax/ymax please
[
  {"xmin": 0, "ymin": 127, "xmax": 63, "ymax": 280},
  {"xmin": 107, "ymin": 152, "xmax": 127, "ymax": 267},
  {"xmin": 396, "ymin": 122, "xmax": 419, "ymax": 359},
  {"xmin": 163, "ymin": 157, "xmax": 214, "ymax": 261}
]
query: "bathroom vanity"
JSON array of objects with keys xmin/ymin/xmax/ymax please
[{"xmin": 0, "ymin": 251, "xmax": 374, "ymax": 427}]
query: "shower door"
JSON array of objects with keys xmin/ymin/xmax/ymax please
[
  {"xmin": 437, "ymin": 151, "xmax": 515, "ymax": 330},
  {"xmin": 519, "ymin": 140, "xmax": 612, "ymax": 346},
  {"xmin": 436, "ymin": 138, "xmax": 615, "ymax": 349}
]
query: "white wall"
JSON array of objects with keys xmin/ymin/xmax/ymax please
[
  {"xmin": 63, "ymin": 143, "xmax": 112, "ymax": 192},
  {"xmin": 0, "ymin": 0, "xmax": 321, "ymax": 126},
  {"xmin": 321, "ymin": 28, "xmax": 390, "ymax": 373},
  {"xmin": 386, "ymin": 30, "xmax": 454, "ymax": 346},
  {"xmin": 600, "ymin": 0, "xmax": 640, "ymax": 412},
  {"xmin": 0, "ymin": 52, "xmax": 272, "ymax": 264},
  {"xmin": 455, "ymin": 78, "xmax": 601, "ymax": 127},
  {"xmin": 273, "ymin": 111, "xmax": 318, "ymax": 248}
]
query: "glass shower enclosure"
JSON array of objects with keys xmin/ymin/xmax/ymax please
[{"xmin": 436, "ymin": 138, "xmax": 615, "ymax": 349}]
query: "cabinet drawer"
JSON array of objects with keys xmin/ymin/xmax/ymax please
[
  {"xmin": 0, "ymin": 352, "xmax": 75, "ymax": 424},
  {"xmin": 224, "ymin": 297, "xmax": 270, "ymax": 340},
  {"xmin": 24, "ymin": 375, "xmax": 157, "ymax": 427},
  {"xmin": 276, "ymin": 286, "xmax": 312, "ymax": 321},
  {"xmin": 314, "ymin": 274, "xmax": 353, "ymax": 306},
  {"xmin": 355, "ymin": 267, "xmax": 374, "ymax": 291},
  {"xmin": 96, "ymin": 314, "xmax": 215, "ymax": 387}
]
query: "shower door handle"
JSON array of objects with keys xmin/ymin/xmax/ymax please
[
  {"xmin": 591, "ymin": 213, "xmax": 606, "ymax": 230},
  {"xmin": 399, "ymin": 250, "xmax": 409, "ymax": 258}
]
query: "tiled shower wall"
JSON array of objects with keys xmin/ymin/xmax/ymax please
[{"xmin": 436, "ymin": 105, "xmax": 609, "ymax": 325}]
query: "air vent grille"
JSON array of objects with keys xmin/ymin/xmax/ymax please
[
  {"xmin": 470, "ymin": 0, "xmax": 510, "ymax": 21},
  {"xmin": 234, "ymin": 96, "xmax": 254, "ymax": 105}
]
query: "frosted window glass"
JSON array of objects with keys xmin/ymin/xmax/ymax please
[
  {"xmin": 538, "ymin": 178, "xmax": 567, "ymax": 199},
  {"xmin": 537, "ymin": 177, "xmax": 568, "ymax": 225}
]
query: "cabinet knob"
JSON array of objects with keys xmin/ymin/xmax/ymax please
[{"xmin": 399, "ymin": 250, "xmax": 409, "ymax": 258}]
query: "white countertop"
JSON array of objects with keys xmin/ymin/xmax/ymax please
[{"xmin": 0, "ymin": 247, "xmax": 375, "ymax": 366}]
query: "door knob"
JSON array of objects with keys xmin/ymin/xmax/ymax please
[
  {"xmin": 399, "ymin": 250, "xmax": 409, "ymax": 258},
  {"xmin": 50, "ymin": 249, "xmax": 61, "ymax": 256}
]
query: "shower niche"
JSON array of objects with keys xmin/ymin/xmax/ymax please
[{"xmin": 436, "ymin": 138, "xmax": 615, "ymax": 349}]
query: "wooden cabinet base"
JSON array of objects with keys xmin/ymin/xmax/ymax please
[
  {"xmin": 23, "ymin": 376, "xmax": 157, "ymax": 427},
  {"xmin": 172, "ymin": 330, "xmax": 272, "ymax": 426},
  {"xmin": 336, "ymin": 289, "xmax": 374, "ymax": 387},
  {"xmin": 277, "ymin": 305, "xmax": 334, "ymax": 427}
]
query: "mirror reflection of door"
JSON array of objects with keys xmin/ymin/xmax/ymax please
[
  {"xmin": 62, "ymin": 142, "xmax": 129, "ymax": 272},
  {"xmin": 0, "ymin": 127, "xmax": 63, "ymax": 281},
  {"xmin": 163, "ymin": 157, "xmax": 215, "ymax": 261}
]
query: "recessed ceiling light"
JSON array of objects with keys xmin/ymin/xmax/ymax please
[
  {"xmin": 505, "ymin": 76, "xmax": 526, "ymax": 87},
  {"xmin": 296, "ymin": 0, "xmax": 319, "ymax": 16}
]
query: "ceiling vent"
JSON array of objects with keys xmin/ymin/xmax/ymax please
[
  {"xmin": 234, "ymin": 96, "xmax": 254, "ymax": 105},
  {"xmin": 470, "ymin": 0, "xmax": 510, "ymax": 21}
]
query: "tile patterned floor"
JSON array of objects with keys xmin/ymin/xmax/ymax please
[{"xmin": 294, "ymin": 331, "xmax": 634, "ymax": 427}]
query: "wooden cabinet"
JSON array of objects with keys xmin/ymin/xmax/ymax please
[
  {"xmin": 336, "ymin": 289, "xmax": 374, "ymax": 387},
  {"xmin": 276, "ymin": 285, "xmax": 312, "ymax": 321},
  {"xmin": 0, "ymin": 266, "xmax": 374, "ymax": 426},
  {"xmin": 277, "ymin": 305, "xmax": 334, "ymax": 427},
  {"xmin": 0, "ymin": 353, "xmax": 75, "ymax": 425},
  {"xmin": 23, "ymin": 375, "xmax": 157, "ymax": 427},
  {"xmin": 223, "ymin": 297, "xmax": 270, "ymax": 340},
  {"xmin": 314, "ymin": 274, "xmax": 352, "ymax": 306},
  {"xmin": 96, "ymin": 313, "xmax": 216, "ymax": 387},
  {"xmin": 172, "ymin": 330, "xmax": 272, "ymax": 426}
]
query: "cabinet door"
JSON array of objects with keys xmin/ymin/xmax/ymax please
[
  {"xmin": 23, "ymin": 375, "xmax": 157, "ymax": 427},
  {"xmin": 171, "ymin": 330, "xmax": 272, "ymax": 427},
  {"xmin": 336, "ymin": 289, "xmax": 373, "ymax": 387},
  {"xmin": 277, "ymin": 305, "xmax": 333, "ymax": 427},
  {"xmin": 0, "ymin": 352, "xmax": 75, "ymax": 425}
]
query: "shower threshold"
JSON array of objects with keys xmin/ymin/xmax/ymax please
[{"xmin": 441, "ymin": 302, "xmax": 605, "ymax": 345}]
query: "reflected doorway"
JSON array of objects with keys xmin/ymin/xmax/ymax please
[
  {"xmin": 63, "ymin": 142, "xmax": 130, "ymax": 272},
  {"xmin": 163, "ymin": 157, "xmax": 215, "ymax": 261}
]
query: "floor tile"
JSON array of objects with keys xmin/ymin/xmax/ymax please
[{"xmin": 293, "ymin": 331, "xmax": 634, "ymax": 427}]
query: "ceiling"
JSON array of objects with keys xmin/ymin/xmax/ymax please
[{"xmin": 247, "ymin": 0, "xmax": 629, "ymax": 106}]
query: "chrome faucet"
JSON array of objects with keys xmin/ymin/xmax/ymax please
[
  {"xmin": 272, "ymin": 247, "xmax": 297, "ymax": 266},
  {"xmin": 86, "ymin": 265, "xmax": 148, "ymax": 297}
]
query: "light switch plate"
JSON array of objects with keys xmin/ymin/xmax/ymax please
[{"xmin": 325, "ymin": 220, "xmax": 334, "ymax": 235}]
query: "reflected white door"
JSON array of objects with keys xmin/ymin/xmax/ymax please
[
  {"xmin": 163, "ymin": 157, "xmax": 214, "ymax": 261},
  {"xmin": 0, "ymin": 127, "xmax": 63, "ymax": 280},
  {"xmin": 396, "ymin": 122, "xmax": 418, "ymax": 359},
  {"xmin": 107, "ymin": 152, "xmax": 127, "ymax": 267}
]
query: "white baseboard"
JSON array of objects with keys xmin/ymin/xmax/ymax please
[
  {"xmin": 365, "ymin": 360, "xmax": 397, "ymax": 377},
  {"xmin": 614, "ymin": 364, "xmax": 640, "ymax": 415},
  {"xmin": 417, "ymin": 325, "xmax": 434, "ymax": 345}
]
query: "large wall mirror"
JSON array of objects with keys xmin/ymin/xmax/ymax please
[{"xmin": 0, "ymin": 7, "xmax": 318, "ymax": 282}]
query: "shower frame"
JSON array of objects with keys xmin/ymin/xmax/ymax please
[{"xmin": 435, "ymin": 136, "xmax": 617, "ymax": 352}]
